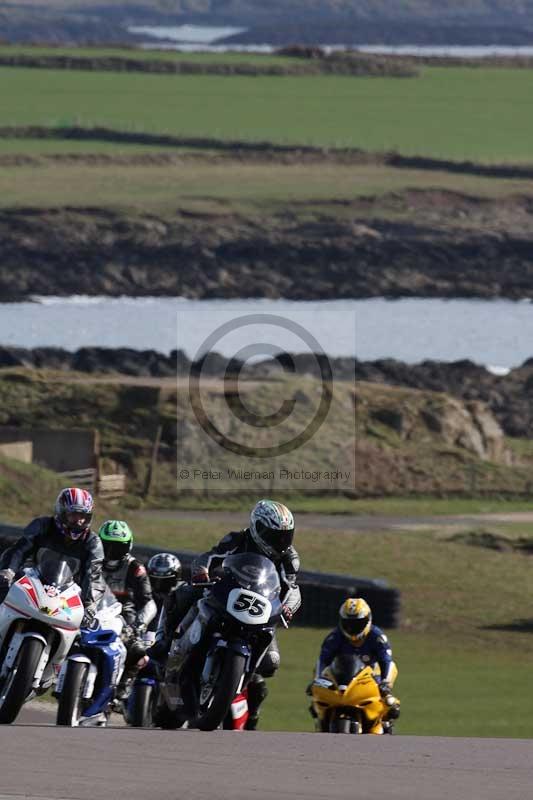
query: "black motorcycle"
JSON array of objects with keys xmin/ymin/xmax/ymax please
[{"xmin": 159, "ymin": 552, "xmax": 283, "ymax": 731}]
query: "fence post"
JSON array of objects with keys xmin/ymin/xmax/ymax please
[{"xmin": 143, "ymin": 424, "xmax": 163, "ymax": 499}]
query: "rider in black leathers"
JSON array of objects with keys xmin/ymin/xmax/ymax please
[
  {"xmin": 146, "ymin": 553, "xmax": 184, "ymax": 638},
  {"xmin": 0, "ymin": 488, "xmax": 105, "ymax": 625},
  {"xmin": 97, "ymin": 520, "xmax": 157, "ymax": 701},
  {"xmin": 148, "ymin": 500, "xmax": 301, "ymax": 730}
]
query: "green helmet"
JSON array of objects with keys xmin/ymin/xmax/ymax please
[{"xmin": 98, "ymin": 520, "xmax": 133, "ymax": 566}]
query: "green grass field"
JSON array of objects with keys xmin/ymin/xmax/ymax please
[{"xmin": 2, "ymin": 66, "xmax": 533, "ymax": 161}]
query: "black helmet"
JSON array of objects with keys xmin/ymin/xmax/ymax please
[{"xmin": 147, "ymin": 552, "xmax": 181, "ymax": 599}]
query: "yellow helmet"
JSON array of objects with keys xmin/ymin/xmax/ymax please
[{"xmin": 339, "ymin": 597, "xmax": 372, "ymax": 645}]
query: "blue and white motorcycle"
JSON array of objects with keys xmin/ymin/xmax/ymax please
[{"xmin": 55, "ymin": 587, "xmax": 126, "ymax": 726}]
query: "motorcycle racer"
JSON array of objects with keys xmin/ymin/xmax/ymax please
[
  {"xmin": 0, "ymin": 487, "xmax": 105, "ymax": 626},
  {"xmin": 98, "ymin": 520, "xmax": 157, "ymax": 700},
  {"xmin": 311, "ymin": 598, "xmax": 400, "ymax": 729},
  {"xmin": 148, "ymin": 499, "xmax": 301, "ymax": 730},
  {"xmin": 146, "ymin": 552, "xmax": 184, "ymax": 630}
]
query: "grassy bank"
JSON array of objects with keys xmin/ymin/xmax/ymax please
[
  {"xmin": 2, "ymin": 368, "xmax": 533, "ymax": 502},
  {"xmin": 2, "ymin": 155, "xmax": 533, "ymax": 211}
]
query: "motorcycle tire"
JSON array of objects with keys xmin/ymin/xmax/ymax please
[
  {"xmin": 56, "ymin": 660, "xmax": 89, "ymax": 726},
  {"xmin": 195, "ymin": 651, "xmax": 246, "ymax": 732},
  {"xmin": 329, "ymin": 715, "xmax": 355, "ymax": 734},
  {"xmin": 153, "ymin": 700, "xmax": 180, "ymax": 730},
  {"xmin": 129, "ymin": 684, "xmax": 155, "ymax": 728},
  {"xmin": 0, "ymin": 637, "xmax": 45, "ymax": 724}
]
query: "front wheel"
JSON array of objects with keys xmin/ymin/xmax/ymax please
[
  {"xmin": 329, "ymin": 713, "xmax": 361, "ymax": 734},
  {"xmin": 56, "ymin": 661, "xmax": 89, "ymax": 726},
  {"xmin": 129, "ymin": 683, "xmax": 156, "ymax": 727},
  {"xmin": 195, "ymin": 651, "xmax": 246, "ymax": 732},
  {"xmin": 0, "ymin": 638, "xmax": 45, "ymax": 724}
]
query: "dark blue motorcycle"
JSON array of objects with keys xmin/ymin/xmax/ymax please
[
  {"xmin": 125, "ymin": 645, "xmax": 160, "ymax": 727},
  {"xmin": 159, "ymin": 552, "xmax": 283, "ymax": 731},
  {"xmin": 55, "ymin": 588, "xmax": 127, "ymax": 726}
]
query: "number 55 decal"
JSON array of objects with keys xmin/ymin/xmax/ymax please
[
  {"xmin": 233, "ymin": 592, "xmax": 266, "ymax": 616},
  {"xmin": 227, "ymin": 588, "xmax": 272, "ymax": 624}
]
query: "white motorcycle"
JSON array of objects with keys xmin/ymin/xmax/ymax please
[{"xmin": 0, "ymin": 547, "xmax": 83, "ymax": 724}]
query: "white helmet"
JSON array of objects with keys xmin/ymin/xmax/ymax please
[{"xmin": 249, "ymin": 499, "xmax": 295, "ymax": 559}]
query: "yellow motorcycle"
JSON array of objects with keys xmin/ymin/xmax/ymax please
[{"xmin": 310, "ymin": 654, "xmax": 399, "ymax": 734}]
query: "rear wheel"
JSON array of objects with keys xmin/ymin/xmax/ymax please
[
  {"xmin": 56, "ymin": 661, "xmax": 89, "ymax": 726},
  {"xmin": 129, "ymin": 684, "xmax": 155, "ymax": 727},
  {"xmin": 0, "ymin": 638, "xmax": 45, "ymax": 724},
  {"xmin": 195, "ymin": 651, "xmax": 246, "ymax": 732}
]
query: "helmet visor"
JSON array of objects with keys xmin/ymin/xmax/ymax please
[
  {"xmin": 150, "ymin": 575, "xmax": 176, "ymax": 596},
  {"xmin": 103, "ymin": 540, "xmax": 130, "ymax": 561},
  {"xmin": 256, "ymin": 522, "xmax": 294, "ymax": 554},
  {"xmin": 63, "ymin": 511, "xmax": 92, "ymax": 539},
  {"xmin": 341, "ymin": 617, "xmax": 370, "ymax": 637}
]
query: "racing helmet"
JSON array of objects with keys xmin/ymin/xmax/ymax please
[
  {"xmin": 147, "ymin": 552, "xmax": 181, "ymax": 599},
  {"xmin": 249, "ymin": 499, "xmax": 294, "ymax": 559},
  {"xmin": 339, "ymin": 597, "xmax": 372, "ymax": 645},
  {"xmin": 54, "ymin": 487, "xmax": 94, "ymax": 541},
  {"xmin": 98, "ymin": 520, "xmax": 133, "ymax": 569}
]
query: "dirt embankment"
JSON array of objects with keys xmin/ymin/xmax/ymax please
[{"xmin": 2, "ymin": 191, "xmax": 533, "ymax": 301}]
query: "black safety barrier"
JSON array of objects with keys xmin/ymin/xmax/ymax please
[{"xmin": 0, "ymin": 526, "xmax": 401, "ymax": 629}]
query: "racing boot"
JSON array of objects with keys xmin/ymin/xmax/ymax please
[{"xmin": 245, "ymin": 674, "xmax": 268, "ymax": 731}]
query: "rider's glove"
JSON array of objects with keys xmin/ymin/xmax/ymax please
[
  {"xmin": 281, "ymin": 604, "xmax": 294, "ymax": 624},
  {"xmin": 122, "ymin": 623, "xmax": 135, "ymax": 642},
  {"xmin": 133, "ymin": 623, "xmax": 147, "ymax": 640},
  {"xmin": 81, "ymin": 605, "xmax": 97, "ymax": 629},
  {"xmin": 312, "ymin": 677, "xmax": 334, "ymax": 690},
  {"xmin": 379, "ymin": 682, "xmax": 400, "ymax": 718},
  {"xmin": 191, "ymin": 566, "xmax": 210, "ymax": 584},
  {"xmin": 0, "ymin": 568, "xmax": 15, "ymax": 590}
]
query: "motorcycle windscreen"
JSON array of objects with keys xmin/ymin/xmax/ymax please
[
  {"xmin": 36, "ymin": 547, "xmax": 78, "ymax": 589},
  {"xmin": 220, "ymin": 553, "xmax": 281, "ymax": 600},
  {"xmin": 330, "ymin": 654, "xmax": 367, "ymax": 686}
]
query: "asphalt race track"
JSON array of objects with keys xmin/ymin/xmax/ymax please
[{"xmin": 2, "ymin": 704, "xmax": 532, "ymax": 800}]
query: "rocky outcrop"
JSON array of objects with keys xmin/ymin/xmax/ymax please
[
  {"xmin": 1, "ymin": 202, "xmax": 533, "ymax": 301},
  {"xmin": 353, "ymin": 358, "xmax": 533, "ymax": 439},
  {"xmin": 357, "ymin": 383, "xmax": 511, "ymax": 464}
]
